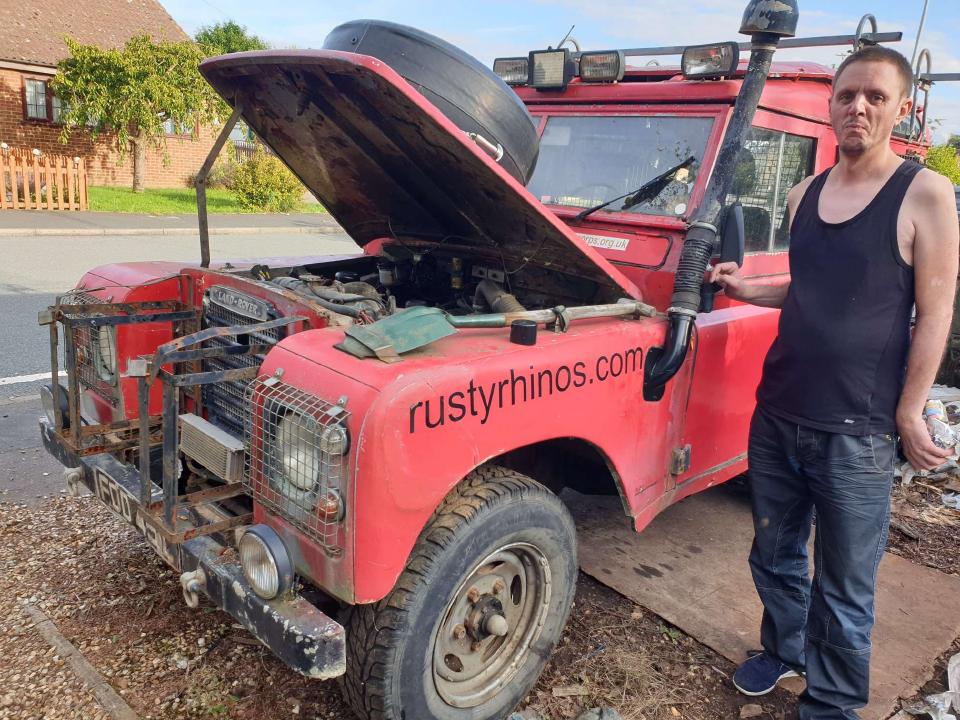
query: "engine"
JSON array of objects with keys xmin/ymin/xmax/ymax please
[{"xmin": 250, "ymin": 245, "xmax": 605, "ymax": 324}]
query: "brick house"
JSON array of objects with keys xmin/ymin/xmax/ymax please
[{"xmin": 0, "ymin": 0, "xmax": 215, "ymax": 188}]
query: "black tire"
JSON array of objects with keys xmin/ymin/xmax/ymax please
[
  {"xmin": 340, "ymin": 465, "xmax": 577, "ymax": 720},
  {"xmin": 323, "ymin": 20, "xmax": 539, "ymax": 185}
]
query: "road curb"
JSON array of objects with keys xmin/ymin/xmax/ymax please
[
  {"xmin": 20, "ymin": 602, "xmax": 140, "ymax": 720},
  {"xmin": 0, "ymin": 225, "xmax": 343, "ymax": 237}
]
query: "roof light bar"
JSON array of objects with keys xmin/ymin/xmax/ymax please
[
  {"xmin": 579, "ymin": 50, "xmax": 625, "ymax": 83},
  {"xmin": 681, "ymin": 42, "xmax": 740, "ymax": 80},
  {"xmin": 528, "ymin": 48, "xmax": 572, "ymax": 90},
  {"xmin": 493, "ymin": 56, "xmax": 529, "ymax": 85}
]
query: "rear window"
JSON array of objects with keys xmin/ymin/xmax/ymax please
[{"xmin": 527, "ymin": 115, "xmax": 715, "ymax": 218}]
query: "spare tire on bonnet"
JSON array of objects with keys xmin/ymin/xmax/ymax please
[{"xmin": 323, "ymin": 20, "xmax": 539, "ymax": 185}]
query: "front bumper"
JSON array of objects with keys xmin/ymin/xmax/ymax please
[{"xmin": 40, "ymin": 418, "xmax": 346, "ymax": 680}]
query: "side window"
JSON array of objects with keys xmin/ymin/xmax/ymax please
[
  {"xmin": 24, "ymin": 79, "xmax": 48, "ymax": 120},
  {"xmin": 727, "ymin": 127, "xmax": 815, "ymax": 253}
]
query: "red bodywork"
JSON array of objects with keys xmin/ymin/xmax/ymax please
[{"xmin": 74, "ymin": 53, "xmax": 928, "ymax": 604}]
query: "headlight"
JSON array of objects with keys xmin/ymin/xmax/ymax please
[
  {"xmin": 579, "ymin": 50, "xmax": 625, "ymax": 83},
  {"xmin": 681, "ymin": 42, "xmax": 740, "ymax": 80},
  {"xmin": 493, "ymin": 57, "xmax": 528, "ymax": 85},
  {"xmin": 277, "ymin": 413, "xmax": 320, "ymax": 492},
  {"xmin": 94, "ymin": 326, "xmax": 117, "ymax": 384},
  {"xmin": 529, "ymin": 48, "xmax": 572, "ymax": 89},
  {"xmin": 239, "ymin": 525, "xmax": 293, "ymax": 600}
]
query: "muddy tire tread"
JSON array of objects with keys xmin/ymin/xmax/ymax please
[{"xmin": 340, "ymin": 465, "xmax": 549, "ymax": 720}]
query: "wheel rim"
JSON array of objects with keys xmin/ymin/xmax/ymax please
[{"xmin": 432, "ymin": 542, "xmax": 552, "ymax": 709}]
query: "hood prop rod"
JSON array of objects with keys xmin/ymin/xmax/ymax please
[
  {"xmin": 196, "ymin": 103, "xmax": 244, "ymax": 269},
  {"xmin": 448, "ymin": 299, "xmax": 657, "ymax": 329},
  {"xmin": 643, "ymin": 0, "xmax": 798, "ymax": 401}
]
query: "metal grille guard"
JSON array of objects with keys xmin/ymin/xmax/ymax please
[{"xmin": 40, "ymin": 298, "xmax": 305, "ymax": 545}]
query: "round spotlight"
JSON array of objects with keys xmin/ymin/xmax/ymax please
[{"xmin": 239, "ymin": 525, "xmax": 294, "ymax": 600}]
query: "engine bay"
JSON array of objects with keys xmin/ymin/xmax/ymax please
[{"xmin": 242, "ymin": 243, "xmax": 612, "ymax": 324}]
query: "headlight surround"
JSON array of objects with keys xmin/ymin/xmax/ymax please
[
  {"xmin": 248, "ymin": 378, "xmax": 353, "ymax": 552},
  {"xmin": 239, "ymin": 525, "xmax": 293, "ymax": 600},
  {"xmin": 269, "ymin": 408, "xmax": 350, "ymax": 505},
  {"xmin": 93, "ymin": 326, "xmax": 117, "ymax": 384}
]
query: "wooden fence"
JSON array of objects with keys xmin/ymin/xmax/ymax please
[
  {"xmin": 232, "ymin": 140, "xmax": 276, "ymax": 163},
  {"xmin": 0, "ymin": 149, "xmax": 88, "ymax": 211},
  {"xmin": 233, "ymin": 140, "xmax": 256, "ymax": 163}
]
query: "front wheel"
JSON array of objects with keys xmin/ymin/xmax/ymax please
[{"xmin": 341, "ymin": 465, "xmax": 577, "ymax": 720}]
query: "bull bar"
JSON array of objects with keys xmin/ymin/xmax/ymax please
[{"xmin": 38, "ymin": 299, "xmax": 346, "ymax": 679}]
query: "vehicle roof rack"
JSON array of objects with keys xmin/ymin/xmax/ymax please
[
  {"xmin": 597, "ymin": 14, "xmax": 901, "ymax": 60},
  {"xmin": 905, "ymin": 48, "xmax": 960, "ymax": 142}
]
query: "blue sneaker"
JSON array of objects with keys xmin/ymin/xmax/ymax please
[{"xmin": 733, "ymin": 653, "xmax": 799, "ymax": 696}]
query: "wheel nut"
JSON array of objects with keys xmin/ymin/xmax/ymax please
[
  {"xmin": 466, "ymin": 587, "xmax": 480, "ymax": 603},
  {"xmin": 492, "ymin": 579, "xmax": 505, "ymax": 595},
  {"xmin": 452, "ymin": 624, "xmax": 466, "ymax": 640}
]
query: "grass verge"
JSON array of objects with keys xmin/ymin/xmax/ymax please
[{"xmin": 87, "ymin": 186, "xmax": 325, "ymax": 215}]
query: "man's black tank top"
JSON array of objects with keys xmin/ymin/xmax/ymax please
[{"xmin": 756, "ymin": 160, "xmax": 921, "ymax": 435}]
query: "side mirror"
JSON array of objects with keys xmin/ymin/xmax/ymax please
[
  {"xmin": 720, "ymin": 202, "xmax": 745, "ymax": 267},
  {"xmin": 699, "ymin": 203, "xmax": 745, "ymax": 313}
]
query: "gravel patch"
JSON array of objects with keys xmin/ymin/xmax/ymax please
[{"xmin": 1, "ymin": 494, "xmax": 953, "ymax": 720}]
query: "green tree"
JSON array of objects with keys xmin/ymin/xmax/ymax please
[
  {"xmin": 195, "ymin": 21, "xmax": 268, "ymax": 56},
  {"xmin": 949, "ymin": 134, "xmax": 960, "ymax": 152},
  {"xmin": 926, "ymin": 145, "xmax": 960, "ymax": 185},
  {"xmin": 52, "ymin": 35, "xmax": 225, "ymax": 192}
]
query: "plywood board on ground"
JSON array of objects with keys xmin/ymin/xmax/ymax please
[{"xmin": 569, "ymin": 485, "xmax": 960, "ymax": 720}]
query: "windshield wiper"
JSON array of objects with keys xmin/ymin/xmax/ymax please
[{"xmin": 573, "ymin": 156, "xmax": 697, "ymax": 222}]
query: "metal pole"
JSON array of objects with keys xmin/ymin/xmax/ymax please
[
  {"xmin": 138, "ymin": 376, "xmax": 152, "ymax": 506},
  {"xmin": 910, "ymin": 0, "xmax": 930, "ymax": 68},
  {"xmin": 48, "ymin": 321, "xmax": 63, "ymax": 432},
  {"xmin": 63, "ymin": 324, "xmax": 82, "ymax": 448},
  {"xmin": 618, "ymin": 32, "xmax": 902, "ymax": 58},
  {"xmin": 162, "ymin": 378, "xmax": 179, "ymax": 526},
  {"xmin": 910, "ymin": 49, "xmax": 932, "ymax": 137},
  {"xmin": 196, "ymin": 104, "xmax": 244, "ymax": 269}
]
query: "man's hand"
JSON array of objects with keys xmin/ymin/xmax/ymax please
[
  {"xmin": 896, "ymin": 413, "xmax": 953, "ymax": 471},
  {"xmin": 707, "ymin": 262, "xmax": 790, "ymax": 308},
  {"xmin": 709, "ymin": 262, "xmax": 749, "ymax": 301}
]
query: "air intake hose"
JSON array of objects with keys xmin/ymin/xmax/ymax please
[
  {"xmin": 474, "ymin": 280, "xmax": 526, "ymax": 314},
  {"xmin": 643, "ymin": 29, "xmax": 785, "ymax": 399}
]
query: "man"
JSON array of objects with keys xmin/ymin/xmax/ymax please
[{"xmin": 711, "ymin": 46, "xmax": 959, "ymax": 719}]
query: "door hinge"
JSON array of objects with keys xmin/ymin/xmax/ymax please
[{"xmin": 670, "ymin": 445, "xmax": 692, "ymax": 475}]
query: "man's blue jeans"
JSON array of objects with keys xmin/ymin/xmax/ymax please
[{"xmin": 748, "ymin": 407, "xmax": 896, "ymax": 719}]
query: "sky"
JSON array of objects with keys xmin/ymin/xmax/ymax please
[{"xmin": 162, "ymin": 0, "xmax": 960, "ymax": 142}]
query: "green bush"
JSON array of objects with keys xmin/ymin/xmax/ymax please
[
  {"xmin": 925, "ymin": 145, "xmax": 960, "ymax": 185},
  {"xmin": 187, "ymin": 151, "xmax": 238, "ymax": 190},
  {"xmin": 231, "ymin": 148, "xmax": 304, "ymax": 212}
]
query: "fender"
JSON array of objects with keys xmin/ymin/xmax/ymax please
[{"xmin": 261, "ymin": 315, "xmax": 683, "ymax": 603}]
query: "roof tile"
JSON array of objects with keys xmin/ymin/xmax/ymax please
[{"xmin": 0, "ymin": 0, "xmax": 189, "ymax": 67}]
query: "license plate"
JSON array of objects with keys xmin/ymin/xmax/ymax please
[{"xmin": 93, "ymin": 469, "xmax": 179, "ymax": 569}]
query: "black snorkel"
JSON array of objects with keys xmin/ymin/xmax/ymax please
[{"xmin": 643, "ymin": 0, "xmax": 799, "ymax": 401}]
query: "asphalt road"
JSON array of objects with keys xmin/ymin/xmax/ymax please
[{"xmin": 0, "ymin": 230, "xmax": 354, "ymax": 503}]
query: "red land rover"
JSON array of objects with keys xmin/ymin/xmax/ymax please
[{"xmin": 37, "ymin": 2, "xmax": 946, "ymax": 718}]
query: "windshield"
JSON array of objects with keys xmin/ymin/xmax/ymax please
[{"xmin": 527, "ymin": 115, "xmax": 715, "ymax": 218}]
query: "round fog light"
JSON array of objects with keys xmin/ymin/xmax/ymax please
[
  {"xmin": 239, "ymin": 525, "xmax": 294, "ymax": 600},
  {"xmin": 40, "ymin": 383, "xmax": 70, "ymax": 428}
]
